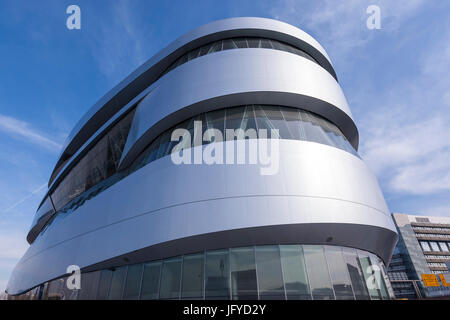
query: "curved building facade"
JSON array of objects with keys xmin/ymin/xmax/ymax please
[{"xmin": 7, "ymin": 17, "xmax": 398, "ymax": 300}]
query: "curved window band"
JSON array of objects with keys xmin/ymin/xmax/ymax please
[
  {"xmin": 161, "ymin": 37, "xmax": 320, "ymax": 77},
  {"xmin": 130, "ymin": 105, "xmax": 359, "ymax": 173},
  {"xmin": 11, "ymin": 244, "xmax": 392, "ymax": 300}
]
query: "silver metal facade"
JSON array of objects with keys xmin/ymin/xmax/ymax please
[{"xmin": 7, "ymin": 17, "xmax": 398, "ymax": 295}]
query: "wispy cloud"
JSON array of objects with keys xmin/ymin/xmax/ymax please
[
  {"xmin": 87, "ymin": 0, "xmax": 152, "ymax": 84},
  {"xmin": 1, "ymin": 183, "xmax": 47, "ymax": 214},
  {"xmin": 360, "ymin": 32, "xmax": 450, "ymax": 195},
  {"xmin": 0, "ymin": 114, "xmax": 62, "ymax": 152},
  {"xmin": 270, "ymin": 0, "xmax": 426, "ymax": 65}
]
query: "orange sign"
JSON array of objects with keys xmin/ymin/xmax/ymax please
[
  {"xmin": 438, "ymin": 274, "xmax": 450, "ymax": 287},
  {"xmin": 422, "ymin": 274, "xmax": 440, "ymax": 287}
]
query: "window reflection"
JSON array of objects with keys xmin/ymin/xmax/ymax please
[
  {"xmin": 368, "ymin": 254, "xmax": 389, "ymax": 300},
  {"xmin": 181, "ymin": 253, "xmax": 204, "ymax": 299},
  {"xmin": 341, "ymin": 247, "xmax": 370, "ymax": 300},
  {"xmin": 96, "ymin": 270, "xmax": 113, "ymax": 300},
  {"xmin": 324, "ymin": 246, "xmax": 355, "ymax": 300},
  {"xmin": 358, "ymin": 251, "xmax": 382, "ymax": 300},
  {"xmin": 255, "ymin": 246, "xmax": 285, "ymax": 300},
  {"xmin": 108, "ymin": 266, "xmax": 127, "ymax": 300},
  {"xmin": 205, "ymin": 250, "xmax": 230, "ymax": 299},
  {"xmin": 230, "ymin": 247, "xmax": 258, "ymax": 300},
  {"xmin": 140, "ymin": 261, "xmax": 162, "ymax": 300},
  {"xmin": 123, "ymin": 264, "xmax": 143, "ymax": 300},
  {"xmin": 303, "ymin": 245, "xmax": 334, "ymax": 300},
  {"xmin": 279, "ymin": 245, "xmax": 311, "ymax": 300},
  {"xmin": 159, "ymin": 257, "xmax": 182, "ymax": 299}
]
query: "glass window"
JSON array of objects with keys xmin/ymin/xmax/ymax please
[
  {"xmin": 300, "ymin": 111, "xmax": 329, "ymax": 145},
  {"xmin": 261, "ymin": 106, "xmax": 291, "ymax": 139},
  {"xmin": 260, "ymin": 39, "xmax": 273, "ymax": 49},
  {"xmin": 140, "ymin": 261, "xmax": 162, "ymax": 300},
  {"xmin": 51, "ymin": 109, "xmax": 135, "ymax": 211},
  {"xmin": 47, "ymin": 278, "xmax": 65, "ymax": 300},
  {"xmin": 78, "ymin": 271, "xmax": 101, "ymax": 300},
  {"xmin": 108, "ymin": 266, "xmax": 127, "ymax": 300},
  {"xmin": 123, "ymin": 264, "xmax": 143, "ymax": 300},
  {"xmin": 255, "ymin": 246, "xmax": 285, "ymax": 300},
  {"xmin": 222, "ymin": 39, "xmax": 237, "ymax": 50},
  {"xmin": 303, "ymin": 245, "xmax": 334, "ymax": 300},
  {"xmin": 270, "ymin": 40, "xmax": 283, "ymax": 51},
  {"xmin": 181, "ymin": 253, "xmax": 204, "ymax": 299},
  {"xmin": 420, "ymin": 241, "xmax": 431, "ymax": 251},
  {"xmin": 247, "ymin": 38, "xmax": 260, "ymax": 48},
  {"xmin": 129, "ymin": 106, "xmax": 358, "ymax": 188},
  {"xmin": 240, "ymin": 106, "xmax": 258, "ymax": 134},
  {"xmin": 279, "ymin": 245, "xmax": 311, "ymax": 300},
  {"xmin": 225, "ymin": 106, "xmax": 245, "ymax": 132},
  {"xmin": 375, "ymin": 256, "xmax": 395, "ymax": 299},
  {"xmin": 205, "ymin": 109, "xmax": 225, "ymax": 137},
  {"xmin": 430, "ymin": 241, "xmax": 441, "ymax": 252},
  {"xmin": 253, "ymin": 106, "xmax": 278, "ymax": 138},
  {"xmin": 439, "ymin": 242, "xmax": 449, "ymax": 252},
  {"xmin": 230, "ymin": 247, "xmax": 258, "ymax": 300},
  {"xmin": 205, "ymin": 249, "xmax": 230, "ymax": 299},
  {"xmin": 156, "ymin": 131, "xmax": 171, "ymax": 159},
  {"xmin": 187, "ymin": 48, "xmax": 200, "ymax": 61},
  {"xmin": 280, "ymin": 108, "xmax": 301, "ymax": 140},
  {"xmin": 324, "ymin": 246, "xmax": 355, "ymax": 300},
  {"xmin": 341, "ymin": 248, "xmax": 370, "ymax": 300},
  {"xmin": 96, "ymin": 270, "xmax": 113, "ymax": 300},
  {"xmin": 198, "ymin": 44, "xmax": 211, "ymax": 57},
  {"xmin": 159, "ymin": 257, "xmax": 182, "ymax": 299},
  {"xmin": 208, "ymin": 41, "xmax": 222, "ymax": 53},
  {"xmin": 234, "ymin": 38, "xmax": 248, "ymax": 48},
  {"xmin": 368, "ymin": 254, "xmax": 389, "ymax": 300},
  {"xmin": 358, "ymin": 251, "xmax": 381, "ymax": 300}
]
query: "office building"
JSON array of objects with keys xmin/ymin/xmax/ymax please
[{"xmin": 388, "ymin": 213, "xmax": 450, "ymax": 299}]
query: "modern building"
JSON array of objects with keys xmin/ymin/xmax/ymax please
[
  {"xmin": 7, "ymin": 17, "xmax": 398, "ymax": 300},
  {"xmin": 388, "ymin": 213, "xmax": 450, "ymax": 299}
]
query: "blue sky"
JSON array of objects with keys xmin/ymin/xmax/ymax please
[{"xmin": 0, "ymin": 0, "xmax": 449, "ymax": 293}]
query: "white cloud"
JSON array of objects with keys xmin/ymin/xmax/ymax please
[
  {"xmin": 0, "ymin": 114, "xmax": 62, "ymax": 152},
  {"xmin": 270, "ymin": 0, "xmax": 426, "ymax": 68},
  {"xmin": 360, "ymin": 38, "xmax": 450, "ymax": 195},
  {"xmin": 361, "ymin": 116, "xmax": 450, "ymax": 176},
  {"xmin": 422, "ymin": 204, "xmax": 450, "ymax": 218},
  {"xmin": 87, "ymin": 0, "xmax": 151, "ymax": 83},
  {"xmin": 390, "ymin": 150, "xmax": 450, "ymax": 194}
]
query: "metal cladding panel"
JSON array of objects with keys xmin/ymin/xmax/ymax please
[
  {"xmin": 8, "ymin": 140, "xmax": 397, "ymax": 294},
  {"xmin": 120, "ymin": 48, "xmax": 357, "ymax": 168}
]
